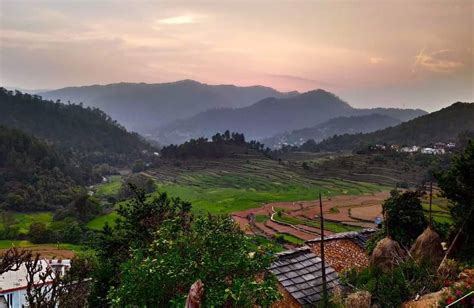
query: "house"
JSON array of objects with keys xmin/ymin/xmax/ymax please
[
  {"xmin": 270, "ymin": 247, "xmax": 339, "ymax": 307},
  {"xmin": 0, "ymin": 259, "xmax": 71, "ymax": 308},
  {"xmin": 421, "ymin": 147, "xmax": 436, "ymax": 155},
  {"xmin": 400, "ymin": 145, "xmax": 419, "ymax": 153},
  {"xmin": 305, "ymin": 229, "xmax": 375, "ymax": 272}
]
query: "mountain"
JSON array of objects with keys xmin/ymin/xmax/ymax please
[
  {"xmin": 0, "ymin": 125, "xmax": 81, "ymax": 211},
  {"xmin": 0, "ymin": 88, "xmax": 154, "ymax": 165},
  {"xmin": 39, "ymin": 80, "xmax": 297, "ymax": 134},
  {"xmin": 262, "ymin": 114, "xmax": 402, "ymax": 148},
  {"xmin": 308, "ymin": 102, "xmax": 474, "ymax": 152},
  {"xmin": 156, "ymin": 89, "xmax": 426, "ymax": 144}
]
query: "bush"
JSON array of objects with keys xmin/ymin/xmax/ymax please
[
  {"xmin": 29, "ymin": 222, "xmax": 50, "ymax": 243},
  {"xmin": 342, "ymin": 260, "xmax": 441, "ymax": 308}
]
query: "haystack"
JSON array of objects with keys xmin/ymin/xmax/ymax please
[
  {"xmin": 345, "ymin": 291, "xmax": 371, "ymax": 308},
  {"xmin": 370, "ymin": 237, "xmax": 405, "ymax": 272},
  {"xmin": 409, "ymin": 227, "xmax": 444, "ymax": 267}
]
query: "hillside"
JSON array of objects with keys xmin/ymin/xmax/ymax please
[
  {"xmin": 39, "ymin": 80, "xmax": 296, "ymax": 134},
  {"xmin": 262, "ymin": 114, "xmax": 401, "ymax": 148},
  {"xmin": 0, "ymin": 126, "xmax": 82, "ymax": 211},
  {"xmin": 156, "ymin": 89, "xmax": 426, "ymax": 144},
  {"xmin": 0, "ymin": 88, "xmax": 153, "ymax": 165},
  {"xmin": 309, "ymin": 102, "xmax": 474, "ymax": 151}
]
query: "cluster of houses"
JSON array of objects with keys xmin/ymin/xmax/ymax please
[{"xmin": 373, "ymin": 142, "xmax": 456, "ymax": 155}]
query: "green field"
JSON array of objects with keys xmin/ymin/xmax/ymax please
[
  {"xmin": 0, "ymin": 240, "xmax": 82, "ymax": 252},
  {"xmin": 94, "ymin": 175, "xmax": 122, "ymax": 197},
  {"xmin": 0, "ymin": 212, "xmax": 54, "ymax": 235},
  {"xmin": 86, "ymin": 157, "xmax": 389, "ymax": 230},
  {"xmin": 275, "ymin": 233, "xmax": 305, "ymax": 245},
  {"xmin": 273, "ymin": 212, "xmax": 361, "ymax": 233}
]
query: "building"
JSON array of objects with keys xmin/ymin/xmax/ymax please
[
  {"xmin": 400, "ymin": 145, "xmax": 419, "ymax": 153},
  {"xmin": 0, "ymin": 259, "xmax": 70, "ymax": 308},
  {"xmin": 270, "ymin": 247, "xmax": 339, "ymax": 307}
]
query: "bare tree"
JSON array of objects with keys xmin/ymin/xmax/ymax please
[
  {"xmin": 0, "ymin": 247, "xmax": 32, "ymax": 275},
  {"xmin": 24, "ymin": 254, "xmax": 92, "ymax": 308}
]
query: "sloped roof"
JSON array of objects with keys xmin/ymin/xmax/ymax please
[
  {"xmin": 269, "ymin": 247, "xmax": 339, "ymax": 305},
  {"xmin": 305, "ymin": 229, "xmax": 376, "ymax": 248}
]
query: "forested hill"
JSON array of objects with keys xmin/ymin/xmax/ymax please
[
  {"xmin": 0, "ymin": 88, "xmax": 154, "ymax": 165},
  {"xmin": 262, "ymin": 114, "xmax": 401, "ymax": 148},
  {"xmin": 305, "ymin": 102, "xmax": 474, "ymax": 152},
  {"xmin": 156, "ymin": 89, "xmax": 426, "ymax": 144},
  {"xmin": 39, "ymin": 80, "xmax": 297, "ymax": 133},
  {"xmin": 0, "ymin": 125, "xmax": 84, "ymax": 211}
]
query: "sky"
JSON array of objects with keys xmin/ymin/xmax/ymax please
[{"xmin": 0, "ymin": 0, "xmax": 473, "ymax": 111}]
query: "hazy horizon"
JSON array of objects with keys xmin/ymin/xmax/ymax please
[{"xmin": 1, "ymin": 0, "xmax": 473, "ymax": 112}]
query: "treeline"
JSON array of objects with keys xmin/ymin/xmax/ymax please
[
  {"xmin": 160, "ymin": 130, "xmax": 270, "ymax": 159},
  {"xmin": 0, "ymin": 125, "xmax": 87, "ymax": 211},
  {"xmin": 0, "ymin": 88, "xmax": 154, "ymax": 165}
]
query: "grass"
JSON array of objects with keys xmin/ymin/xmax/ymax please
[
  {"xmin": 94, "ymin": 175, "xmax": 122, "ymax": 198},
  {"xmin": 0, "ymin": 240, "xmax": 82, "ymax": 252},
  {"xmin": 255, "ymin": 215, "xmax": 269, "ymax": 223},
  {"xmin": 273, "ymin": 213, "xmax": 361, "ymax": 233},
  {"xmin": 275, "ymin": 233, "xmax": 305, "ymax": 246},
  {"xmin": 249, "ymin": 235, "xmax": 285, "ymax": 253},
  {"xmin": 86, "ymin": 211, "xmax": 120, "ymax": 230},
  {"xmin": 0, "ymin": 212, "xmax": 54, "ymax": 235}
]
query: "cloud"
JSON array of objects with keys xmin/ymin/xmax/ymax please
[
  {"xmin": 369, "ymin": 57, "xmax": 384, "ymax": 64},
  {"xmin": 412, "ymin": 49, "xmax": 464, "ymax": 73},
  {"xmin": 157, "ymin": 14, "xmax": 199, "ymax": 25}
]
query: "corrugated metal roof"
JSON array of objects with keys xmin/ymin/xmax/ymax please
[{"xmin": 270, "ymin": 248, "xmax": 339, "ymax": 305}]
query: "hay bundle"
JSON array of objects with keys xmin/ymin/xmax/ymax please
[
  {"xmin": 370, "ymin": 237, "xmax": 405, "ymax": 272},
  {"xmin": 345, "ymin": 291, "xmax": 371, "ymax": 308},
  {"xmin": 410, "ymin": 227, "xmax": 444, "ymax": 267}
]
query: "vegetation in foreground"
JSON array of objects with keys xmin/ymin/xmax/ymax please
[{"xmin": 90, "ymin": 186, "xmax": 282, "ymax": 307}]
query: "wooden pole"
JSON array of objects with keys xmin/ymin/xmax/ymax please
[
  {"xmin": 319, "ymin": 192, "xmax": 328, "ymax": 306},
  {"xmin": 429, "ymin": 182, "xmax": 433, "ymax": 227}
]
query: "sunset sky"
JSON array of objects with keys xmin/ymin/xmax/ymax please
[{"xmin": 0, "ymin": 0, "xmax": 472, "ymax": 111}]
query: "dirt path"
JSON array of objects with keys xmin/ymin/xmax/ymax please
[{"xmin": 232, "ymin": 191, "xmax": 389, "ymax": 242}]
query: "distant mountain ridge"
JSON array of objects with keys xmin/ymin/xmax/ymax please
[
  {"xmin": 262, "ymin": 114, "xmax": 402, "ymax": 148},
  {"xmin": 39, "ymin": 80, "xmax": 297, "ymax": 134},
  {"xmin": 156, "ymin": 89, "xmax": 427, "ymax": 144},
  {"xmin": 308, "ymin": 102, "xmax": 474, "ymax": 151},
  {"xmin": 0, "ymin": 88, "xmax": 153, "ymax": 165}
]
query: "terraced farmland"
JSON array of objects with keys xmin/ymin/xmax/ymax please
[{"xmin": 89, "ymin": 155, "xmax": 390, "ymax": 229}]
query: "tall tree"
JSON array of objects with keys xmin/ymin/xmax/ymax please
[{"xmin": 436, "ymin": 140, "xmax": 474, "ymax": 260}]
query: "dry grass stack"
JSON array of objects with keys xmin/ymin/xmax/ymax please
[
  {"xmin": 409, "ymin": 227, "xmax": 444, "ymax": 267},
  {"xmin": 370, "ymin": 237, "xmax": 405, "ymax": 272},
  {"xmin": 345, "ymin": 291, "xmax": 371, "ymax": 308}
]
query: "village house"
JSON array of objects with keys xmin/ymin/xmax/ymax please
[{"xmin": 0, "ymin": 259, "xmax": 70, "ymax": 308}]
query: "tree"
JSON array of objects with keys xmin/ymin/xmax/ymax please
[
  {"xmin": 107, "ymin": 215, "xmax": 281, "ymax": 307},
  {"xmin": 436, "ymin": 139, "xmax": 474, "ymax": 260},
  {"xmin": 382, "ymin": 190, "xmax": 427, "ymax": 247},
  {"xmin": 29, "ymin": 222, "xmax": 50, "ymax": 244},
  {"xmin": 89, "ymin": 186, "xmax": 193, "ymax": 307},
  {"xmin": 0, "ymin": 247, "xmax": 31, "ymax": 274}
]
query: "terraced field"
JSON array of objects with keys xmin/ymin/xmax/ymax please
[{"xmin": 88, "ymin": 155, "xmax": 390, "ymax": 229}]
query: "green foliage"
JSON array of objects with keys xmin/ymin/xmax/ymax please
[
  {"xmin": 161, "ymin": 131, "xmax": 270, "ymax": 159},
  {"xmin": 436, "ymin": 139, "xmax": 474, "ymax": 261},
  {"xmin": 382, "ymin": 190, "xmax": 427, "ymax": 247},
  {"xmin": 0, "ymin": 88, "xmax": 154, "ymax": 165},
  {"xmin": 365, "ymin": 229, "xmax": 386, "ymax": 255},
  {"xmin": 274, "ymin": 233, "xmax": 305, "ymax": 245},
  {"xmin": 117, "ymin": 174, "xmax": 155, "ymax": 200},
  {"xmin": 131, "ymin": 159, "xmax": 145, "ymax": 173},
  {"xmin": 28, "ymin": 222, "xmax": 50, "ymax": 244},
  {"xmin": 91, "ymin": 188, "xmax": 281, "ymax": 307},
  {"xmin": 53, "ymin": 195, "xmax": 102, "ymax": 223},
  {"xmin": 342, "ymin": 260, "xmax": 441, "ymax": 308},
  {"xmin": 108, "ymin": 215, "xmax": 281, "ymax": 307},
  {"xmin": 0, "ymin": 125, "xmax": 83, "ymax": 211}
]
